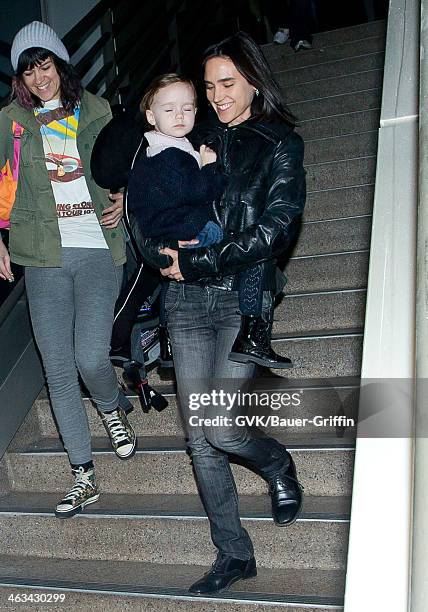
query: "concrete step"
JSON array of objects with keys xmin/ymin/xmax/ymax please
[
  {"xmin": 305, "ymin": 184, "xmax": 374, "ymax": 221},
  {"xmin": 274, "ymin": 289, "xmax": 366, "ymax": 335},
  {"xmin": 306, "ymin": 156, "xmax": 376, "ymax": 191},
  {"xmin": 29, "ymin": 378, "xmax": 361, "ymax": 438},
  {"xmin": 300, "ymin": 111, "xmax": 379, "ymax": 142},
  {"xmin": 270, "ymin": 333, "xmax": 362, "ymax": 379},
  {"xmin": 0, "ymin": 491, "xmax": 352, "ymax": 520},
  {"xmin": 276, "ymin": 52, "xmax": 384, "ymax": 87},
  {"xmin": 0, "ymin": 515, "xmax": 348, "ymax": 571},
  {"xmin": 6, "ymin": 442, "xmax": 355, "ymax": 497},
  {"xmin": 285, "ymin": 68, "xmax": 383, "ymax": 104},
  {"xmin": 0, "ymin": 556, "xmax": 346, "ymax": 610},
  {"xmin": 288, "ymin": 88, "xmax": 381, "ymax": 121},
  {"xmin": 137, "ymin": 330, "xmax": 362, "ymax": 386},
  {"xmin": 263, "ymin": 19, "xmax": 386, "ymax": 61},
  {"xmin": 268, "ymin": 35, "xmax": 385, "ymax": 73},
  {"xmin": 285, "ymin": 250, "xmax": 369, "ymax": 294},
  {"xmin": 293, "ymin": 216, "xmax": 372, "ymax": 256},
  {"xmin": 304, "ymin": 131, "xmax": 378, "ymax": 164}
]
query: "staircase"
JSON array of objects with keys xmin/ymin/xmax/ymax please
[{"xmin": 0, "ymin": 20, "xmax": 385, "ymax": 610}]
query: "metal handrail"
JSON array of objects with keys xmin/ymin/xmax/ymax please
[
  {"xmin": 1, "ymin": 0, "xmax": 223, "ymax": 109},
  {"xmin": 74, "ymin": 32, "xmax": 112, "ymax": 77},
  {"xmin": 0, "ymin": 72, "xmax": 10, "ymax": 86},
  {"xmin": 62, "ymin": 0, "xmax": 121, "ymax": 56},
  {"xmin": 0, "ymin": 277, "xmax": 25, "ymax": 328},
  {"xmin": 0, "ymin": 41, "xmax": 11, "ymax": 57}
]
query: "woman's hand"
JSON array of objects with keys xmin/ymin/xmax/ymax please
[
  {"xmin": 0, "ymin": 239, "xmax": 14, "ymax": 282},
  {"xmin": 200, "ymin": 144, "xmax": 217, "ymax": 166},
  {"xmin": 159, "ymin": 247, "xmax": 184, "ymax": 281},
  {"xmin": 101, "ymin": 192, "xmax": 124, "ymax": 228}
]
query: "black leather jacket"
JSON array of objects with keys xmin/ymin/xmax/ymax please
[{"xmin": 139, "ymin": 118, "xmax": 306, "ymax": 291}]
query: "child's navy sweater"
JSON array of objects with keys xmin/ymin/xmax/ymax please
[{"xmin": 127, "ymin": 147, "xmax": 224, "ymax": 241}]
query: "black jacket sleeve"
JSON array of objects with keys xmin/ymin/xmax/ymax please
[
  {"xmin": 178, "ymin": 131, "xmax": 306, "ymax": 281},
  {"xmin": 126, "ymin": 208, "xmax": 174, "ymax": 269}
]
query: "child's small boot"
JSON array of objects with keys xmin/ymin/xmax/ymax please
[
  {"xmin": 228, "ymin": 315, "xmax": 293, "ymax": 369},
  {"xmin": 159, "ymin": 325, "xmax": 174, "ymax": 368},
  {"xmin": 123, "ymin": 360, "xmax": 168, "ymax": 413}
]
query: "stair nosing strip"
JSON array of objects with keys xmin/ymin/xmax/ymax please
[
  {"xmin": 289, "ymin": 247, "xmax": 369, "ymax": 260},
  {"xmin": 282, "ymin": 287, "xmax": 366, "ymax": 298},
  {"xmin": 302, "ymin": 213, "xmax": 372, "ymax": 225},
  {"xmin": 0, "ymin": 579, "xmax": 345, "ymax": 608},
  {"xmin": 275, "ymin": 50, "xmax": 384, "ymax": 76},
  {"xmin": 0, "ymin": 509, "xmax": 350, "ymax": 523},
  {"xmin": 301, "ymin": 114, "xmax": 379, "ymax": 129},
  {"xmin": 17, "ymin": 445, "xmax": 356, "ymax": 456},
  {"xmin": 288, "ymin": 86, "xmax": 382, "ymax": 106},
  {"xmin": 272, "ymin": 331, "xmax": 363, "ymax": 341},
  {"xmin": 302, "ymin": 129, "xmax": 378, "ymax": 146},
  {"xmin": 284, "ymin": 66, "xmax": 383, "ymax": 91},
  {"xmin": 307, "ymin": 181, "xmax": 374, "ymax": 195},
  {"xmin": 306, "ymin": 182, "xmax": 375, "ymax": 197},
  {"xmin": 305, "ymin": 153, "xmax": 375, "ymax": 168}
]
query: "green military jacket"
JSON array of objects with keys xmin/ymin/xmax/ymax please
[{"xmin": 0, "ymin": 89, "xmax": 126, "ymax": 267}]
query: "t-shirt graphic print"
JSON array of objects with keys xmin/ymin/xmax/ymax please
[{"xmin": 35, "ymin": 98, "xmax": 108, "ymax": 249}]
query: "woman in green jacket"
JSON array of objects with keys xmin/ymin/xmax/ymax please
[{"xmin": 0, "ymin": 21, "xmax": 136, "ymax": 517}]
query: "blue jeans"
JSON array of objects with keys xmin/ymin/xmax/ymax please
[
  {"xmin": 165, "ymin": 283, "xmax": 289, "ymax": 559},
  {"xmin": 184, "ymin": 220, "xmax": 266, "ymax": 316}
]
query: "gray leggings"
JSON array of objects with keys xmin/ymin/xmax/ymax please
[{"xmin": 25, "ymin": 248, "xmax": 123, "ymax": 465}]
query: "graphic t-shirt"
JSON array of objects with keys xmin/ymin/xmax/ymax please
[{"xmin": 35, "ymin": 98, "xmax": 108, "ymax": 249}]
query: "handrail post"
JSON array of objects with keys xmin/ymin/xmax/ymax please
[
  {"xmin": 100, "ymin": 6, "xmax": 120, "ymax": 104},
  {"xmin": 166, "ymin": 0, "xmax": 181, "ymax": 71},
  {"xmin": 411, "ymin": 1, "xmax": 428, "ymax": 609},
  {"xmin": 344, "ymin": 1, "xmax": 419, "ymax": 610}
]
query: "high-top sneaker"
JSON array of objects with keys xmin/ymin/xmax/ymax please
[
  {"xmin": 55, "ymin": 465, "xmax": 99, "ymax": 518},
  {"xmin": 228, "ymin": 315, "xmax": 293, "ymax": 369},
  {"xmin": 101, "ymin": 407, "xmax": 137, "ymax": 459}
]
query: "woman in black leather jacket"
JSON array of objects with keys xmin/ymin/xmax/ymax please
[
  {"xmin": 93, "ymin": 31, "xmax": 306, "ymax": 595},
  {"xmin": 142, "ymin": 32, "xmax": 306, "ymax": 595}
]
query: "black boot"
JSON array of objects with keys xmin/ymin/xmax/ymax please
[
  {"xmin": 228, "ymin": 315, "xmax": 293, "ymax": 369},
  {"xmin": 159, "ymin": 325, "xmax": 174, "ymax": 368},
  {"xmin": 268, "ymin": 452, "xmax": 304, "ymax": 526}
]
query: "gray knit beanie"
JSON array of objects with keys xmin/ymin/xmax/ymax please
[{"xmin": 11, "ymin": 21, "xmax": 70, "ymax": 72}]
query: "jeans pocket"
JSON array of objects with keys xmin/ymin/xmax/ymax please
[{"xmin": 164, "ymin": 282, "xmax": 182, "ymax": 313}]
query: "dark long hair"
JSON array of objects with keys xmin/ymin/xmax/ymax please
[
  {"xmin": 202, "ymin": 31, "xmax": 295, "ymax": 126},
  {"xmin": 10, "ymin": 47, "xmax": 82, "ymax": 112}
]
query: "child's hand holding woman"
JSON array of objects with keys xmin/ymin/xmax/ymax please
[{"xmin": 199, "ymin": 144, "xmax": 216, "ymax": 166}]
